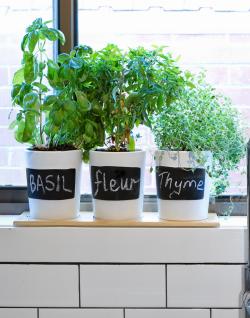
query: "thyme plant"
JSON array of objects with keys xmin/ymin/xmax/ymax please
[{"xmin": 151, "ymin": 72, "xmax": 246, "ymax": 195}]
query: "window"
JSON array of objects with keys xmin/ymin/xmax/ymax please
[
  {"xmin": 78, "ymin": 0, "xmax": 249, "ymax": 195},
  {"xmin": 0, "ymin": 0, "xmax": 53, "ymax": 186},
  {"xmin": 0, "ymin": 0, "xmax": 248, "ymax": 198}
]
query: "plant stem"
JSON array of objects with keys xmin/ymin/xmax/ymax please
[{"xmin": 38, "ymin": 41, "xmax": 44, "ymax": 145}]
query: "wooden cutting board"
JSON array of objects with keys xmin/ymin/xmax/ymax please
[{"xmin": 13, "ymin": 212, "xmax": 219, "ymax": 228}]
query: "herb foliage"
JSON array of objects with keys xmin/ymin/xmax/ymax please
[
  {"xmin": 152, "ymin": 72, "xmax": 246, "ymax": 195},
  {"xmin": 11, "ymin": 18, "xmax": 65, "ymax": 146},
  {"xmin": 10, "ymin": 19, "xmax": 104, "ymax": 157},
  {"xmin": 79, "ymin": 44, "xmax": 184, "ymax": 151}
]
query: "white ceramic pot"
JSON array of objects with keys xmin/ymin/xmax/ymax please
[
  {"xmin": 90, "ymin": 150, "xmax": 146, "ymax": 220},
  {"xmin": 155, "ymin": 150, "xmax": 212, "ymax": 221},
  {"xmin": 25, "ymin": 149, "xmax": 82, "ymax": 220}
]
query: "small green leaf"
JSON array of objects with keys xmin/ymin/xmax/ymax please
[
  {"xmin": 128, "ymin": 135, "xmax": 135, "ymax": 151},
  {"xmin": 21, "ymin": 34, "xmax": 29, "ymax": 51},
  {"xmin": 63, "ymin": 100, "xmax": 77, "ymax": 112},
  {"xmin": 51, "ymin": 109, "xmax": 64, "ymax": 126},
  {"xmin": 69, "ymin": 57, "xmax": 83, "ymax": 69},
  {"xmin": 43, "ymin": 95, "xmax": 57, "ymax": 106},
  {"xmin": 47, "ymin": 59, "xmax": 59, "ymax": 81},
  {"xmin": 12, "ymin": 68, "xmax": 24, "ymax": 85},
  {"xmin": 23, "ymin": 112, "xmax": 36, "ymax": 141},
  {"xmin": 85, "ymin": 121, "xmax": 94, "ymax": 137},
  {"xmin": 58, "ymin": 53, "xmax": 69, "ymax": 64},
  {"xmin": 41, "ymin": 28, "xmax": 58, "ymax": 41},
  {"xmin": 15, "ymin": 120, "xmax": 25, "ymax": 142},
  {"xmin": 23, "ymin": 52, "xmax": 38, "ymax": 83},
  {"xmin": 33, "ymin": 82, "xmax": 49, "ymax": 92},
  {"xmin": 56, "ymin": 30, "xmax": 65, "ymax": 45},
  {"xmin": 28, "ymin": 31, "xmax": 39, "ymax": 53},
  {"xmin": 23, "ymin": 92, "xmax": 39, "ymax": 110},
  {"xmin": 75, "ymin": 91, "xmax": 91, "ymax": 111}
]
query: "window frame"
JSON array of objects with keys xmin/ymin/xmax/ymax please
[{"xmin": 0, "ymin": 0, "xmax": 247, "ymax": 215}]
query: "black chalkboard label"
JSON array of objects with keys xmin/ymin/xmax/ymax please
[
  {"xmin": 26, "ymin": 168, "xmax": 76, "ymax": 200},
  {"xmin": 91, "ymin": 166, "xmax": 141, "ymax": 200},
  {"xmin": 156, "ymin": 166, "xmax": 205, "ymax": 200}
]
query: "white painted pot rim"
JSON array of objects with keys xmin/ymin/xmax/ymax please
[
  {"xmin": 91, "ymin": 149, "xmax": 145, "ymax": 155},
  {"xmin": 157, "ymin": 150, "xmax": 211, "ymax": 155},
  {"xmin": 25, "ymin": 149, "xmax": 81, "ymax": 154}
]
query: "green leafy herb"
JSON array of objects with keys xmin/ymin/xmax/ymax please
[
  {"xmin": 75, "ymin": 44, "xmax": 184, "ymax": 151},
  {"xmin": 10, "ymin": 18, "xmax": 104, "ymax": 158},
  {"xmin": 151, "ymin": 71, "xmax": 246, "ymax": 195},
  {"xmin": 11, "ymin": 18, "xmax": 65, "ymax": 146}
]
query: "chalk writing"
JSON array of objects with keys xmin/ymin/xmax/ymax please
[
  {"xmin": 156, "ymin": 166, "xmax": 205, "ymax": 200},
  {"xmin": 26, "ymin": 168, "xmax": 75, "ymax": 200},
  {"xmin": 91, "ymin": 166, "xmax": 141, "ymax": 200}
]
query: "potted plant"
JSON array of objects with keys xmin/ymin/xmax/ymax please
[
  {"xmin": 82, "ymin": 45, "xmax": 184, "ymax": 220},
  {"xmin": 10, "ymin": 18, "xmax": 104, "ymax": 220},
  {"xmin": 151, "ymin": 72, "xmax": 246, "ymax": 221}
]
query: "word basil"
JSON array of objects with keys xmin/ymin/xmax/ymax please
[
  {"xmin": 156, "ymin": 166, "xmax": 205, "ymax": 200},
  {"xmin": 91, "ymin": 166, "xmax": 141, "ymax": 200},
  {"xmin": 26, "ymin": 168, "xmax": 75, "ymax": 200}
]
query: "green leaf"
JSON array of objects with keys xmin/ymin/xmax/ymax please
[
  {"xmin": 69, "ymin": 57, "xmax": 83, "ymax": 69},
  {"xmin": 47, "ymin": 59, "xmax": 59, "ymax": 81},
  {"xmin": 28, "ymin": 31, "xmax": 39, "ymax": 53},
  {"xmin": 75, "ymin": 91, "xmax": 91, "ymax": 112},
  {"xmin": 21, "ymin": 34, "xmax": 29, "ymax": 51},
  {"xmin": 32, "ymin": 18, "xmax": 43, "ymax": 28},
  {"xmin": 12, "ymin": 68, "xmax": 24, "ymax": 85},
  {"xmin": 23, "ymin": 112, "xmax": 36, "ymax": 142},
  {"xmin": 23, "ymin": 92, "xmax": 39, "ymax": 110},
  {"xmin": 33, "ymin": 82, "xmax": 49, "ymax": 92},
  {"xmin": 11, "ymin": 84, "xmax": 22, "ymax": 99},
  {"xmin": 44, "ymin": 20, "xmax": 53, "ymax": 25},
  {"xmin": 43, "ymin": 95, "xmax": 57, "ymax": 106},
  {"xmin": 15, "ymin": 120, "xmax": 25, "ymax": 142},
  {"xmin": 38, "ymin": 62, "xmax": 46, "ymax": 74},
  {"xmin": 85, "ymin": 121, "xmax": 94, "ymax": 137},
  {"xmin": 58, "ymin": 53, "xmax": 69, "ymax": 64},
  {"xmin": 63, "ymin": 100, "xmax": 77, "ymax": 112},
  {"xmin": 41, "ymin": 28, "xmax": 58, "ymax": 41},
  {"xmin": 50, "ymin": 109, "xmax": 64, "ymax": 126},
  {"xmin": 128, "ymin": 135, "xmax": 135, "ymax": 151},
  {"xmin": 23, "ymin": 52, "xmax": 38, "ymax": 83},
  {"xmin": 56, "ymin": 30, "xmax": 65, "ymax": 45}
]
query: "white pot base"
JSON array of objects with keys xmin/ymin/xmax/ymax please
[{"xmin": 93, "ymin": 199, "xmax": 142, "ymax": 220}]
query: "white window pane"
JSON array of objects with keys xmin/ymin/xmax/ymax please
[
  {"xmin": 79, "ymin": 0, "xmax": 249, "ymax": 195},
  {"xmin": 0, "ymin": 1, "xmax": 53, "ymax": 186}
]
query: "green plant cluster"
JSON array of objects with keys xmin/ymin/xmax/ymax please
[
  {"xmin": 10, "ymin": 18, "xmax": 246, "ymax": 194},
  {"xmin": 11, "ymin": 18, "xmax": 184, "ymax": 157},
  {"xmin": 11, "ymin": 18, "xmax": 65, "ymax": 145},
  {"xmin": 151, "ymin": 72, "xmax": 246, "ymax": 195},
  {"xmin": 10, "ymin": 19, "xmax": 104, "ymax": 156},
  {"xmin": 83, "ymin": 44, "xmax": 184, "ymax": 151}
]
